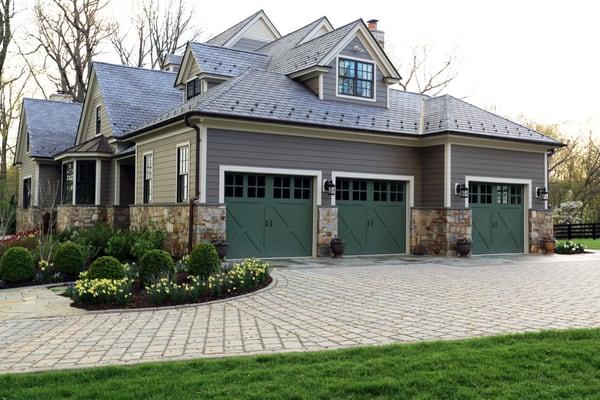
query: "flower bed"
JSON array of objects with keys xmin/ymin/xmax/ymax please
[
  {"xmin": 555, "ymin": 240, "xmax": 587, "ymax": 255},
  {"xmin": 67, "ymin": 256, "xmax": 272, "ymax": 310}
]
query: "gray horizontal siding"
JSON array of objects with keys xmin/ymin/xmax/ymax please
[
  {"xmin": 451, "ymin": 145, "xmax": 546, "ymax": 209},
  {"xmin": 420, "ymin": 146, "xmax": 444, "ymax": 207},
  {"xmin": 100, "ymin": 160, "xmax": 113, "ymax": 205},
  {"xmin": 206, "ymin": 128, "xmax": 422, "ymax": 206},
  {"xmin": 322, "ymin": 36, "xmax": 388, "ymax": 108},
  {"xmin": 38, "ymin": 162, "xmax": 61, "ymax": 206}
]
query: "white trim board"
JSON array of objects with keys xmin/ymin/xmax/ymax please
[
  {"xmin": 444, "ymin": 143, "xmax": 452, "ymax": 207},
  {"xmin": 464, "ymin": 175, "xmax": 532, "ymax": 254},
  {"xmin": 330, "ymin": 170, "xmax": 415, "ymax": 254},
  {"xmin": 176, "ymin": 141, "xmax": 191, "ymax": 202},
  {"xmin": 218, "ymin": 165, "xmax": 323, "ymax": 258}
]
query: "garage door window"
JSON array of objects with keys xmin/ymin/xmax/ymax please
[
  {"xmin": 273, "ymin": 176, "xmax": 291, "ymax": 199},
  {"xmin": 336, "ymin": 179, "xmax": 350, "ymax": 200},
  {"xmin": 352, "ymin": 180, "xmax": 367, "ymax": 201},
  {"xmin": 373, "ymin": 181, "xmax": 387, "ymax": 201},
  {"xmin": 510, "ymin": 186, "xmax": 522, "ymax": 204},
  {"xmin": 390, "ymin": 182, "xmax": 404, "ymax": 202},
  {"xmin": 247, "ymin": 175, "xmax": 265, "ymax": 198},
  {"xmin": 225, "ymin": 174, "xmax": 244, "ymax": 197},
  {"xmin": 470, "ymin": 184, "xmax": 493, "ymax": 204},
  {"xmin": 294, "ymin": 177, "xmax": 311, "ymax": 199}
]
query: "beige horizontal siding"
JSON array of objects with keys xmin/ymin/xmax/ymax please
[{"xmin": 135, "ymin": 130, "xmax": 197, "ymax": 204}]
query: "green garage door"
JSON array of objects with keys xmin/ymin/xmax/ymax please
[
  {"xmin": 470, "ymin": 183, "xmax": 524, "ymax": 254},
  {"xmin": 336, "ymin": 178, "xmax": 406, "ymax": 255},
  {"xmin": 225, "ymin": 173, "xmax": 313, "ymax": 259}
]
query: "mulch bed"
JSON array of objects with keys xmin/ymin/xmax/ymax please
[
  {"xmin": 67, "ymin": 275, "xmax": 273, "ymax": 311},
  {"xmin": 0, "ymin": 275, "xmax": 78, "ymax": 290}
]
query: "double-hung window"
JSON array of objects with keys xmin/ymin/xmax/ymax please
[
  {"xmin": 95, "ymin": 105, "xmax": 102, "ymax": 135},
  {"xmin": 22, "ymin": 178, "xmax": 31, "ymax": 209},
  {"xmin": 338, "ymin": 58, "xmax": 374, "ymax": 99},
  {"xmin": 186, "ymin": 78, "xmax": 201, "ymax": 100},
  {"xmin": 176, "ymin": 145, "xmax": 189, "ymax": 202},
  {"xmin": 143, "ymin": 153, "xmax": 153, "ymax": 204}
]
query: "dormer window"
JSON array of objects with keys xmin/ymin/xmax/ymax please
[
  {"xmin": 95, "ymin": 105, "xmax": 101, "ymax": 135},
  {"xmin": 338, "ymin": 58, "xmax": 374, "ymax": 99},
  {"xmin": 186, "ymin": 78, "xmax": 201, "ymax": 100}
]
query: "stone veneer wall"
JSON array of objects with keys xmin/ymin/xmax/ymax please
[
  {"xmin": 16, "ymin": 207, "xmax": 42, "ymax": 233},
  {"xmin": 529, "ymin": 209, "xmax": 554, "ymax": 254},
  {"xmin": 410, "ymin": 208, "xmax": 472, "ymax": 256},
  {"xmin": 57, "ymin": 206, "xmax": 108, "ymax": 231},
  {"xmin": 317, "ymin": 206, "xmax": 338, "ymax": 257},
  {"xmin": 129, "ymin": 203, "xmax": 226, "ymax": 258},
  {"xmin": 106, "ymin": 206, "xmax": 131, "ymax": 230}
]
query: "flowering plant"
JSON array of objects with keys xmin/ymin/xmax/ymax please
[
  {"xmin": 71, "ymin": 277, "xmax": 133, "ymax": 305},
  {"xmin": 555, "ymin": 240, "xmax": 586, "ymax": 255},
  {"xmin": 145, "ymin": 275, "xmax": 207, "ymax": 305}
]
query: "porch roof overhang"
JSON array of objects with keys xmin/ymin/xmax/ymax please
[{"xmin": 54, "ymin": 135, "xmax": 113, "ymax": 161}]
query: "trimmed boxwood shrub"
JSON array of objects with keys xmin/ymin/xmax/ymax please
[
  {"xmin": 0, "ymin": 246, "xmax": 35, "ymax": 283},
  {"xmin": 106, "ymin": 233, "xmax": 135, "ymax": 261},
  {"xmin": 53, "ymin": 242, "xmax": 86, "ymax": 275},
  {"xmin": 188, "ymin": 243, "xmax": 220, "ymax": 279},
  {"xmin": 139, "ymin": 249, "xmax": 174, "ymax": 285},
  {"xmin": 88, "ymin": 256, "xmax": 126, "ymax": 280}
]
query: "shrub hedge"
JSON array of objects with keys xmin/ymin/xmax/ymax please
[
  {"xmin": 188, "ymin": 244, "xmax": 220, "ymax": 279},
  {"xmin": 53, "ymin": 242, "xmax": 86, "ymax": 275},
  {"xmin": 138, "ymin": 249, "xmax": 174, "ymax": 285},
  {"xmin": 0, "ymin": 246, "xmax": 35, "ymax": 283},
  {"xmin": 88, "ymin": 256, "xmax": 126, "ymax": 280}
]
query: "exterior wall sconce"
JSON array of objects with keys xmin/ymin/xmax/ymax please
[
  {"xmin": 455, "ymin": 183, "xmax": 469, "ymax": 199},
  {"xmin": 536, "ymin": 187, "xmax": 549, "ymax": 201},
  {"xmin": 323, "ymin": 179, "xmax": 336, "ymax": 196}
]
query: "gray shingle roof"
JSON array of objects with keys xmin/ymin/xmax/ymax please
[
  {"xmin": 166, "ymin": 54, "xmax": 182, "ymax": 66},
  {"xmin": 131, "ymin": 69, "xmax": 560, "ymax": 146},
  {"xmin": 22, "ymin": 98, "xmax": 82, "ymax": 158},
  {"xmin": 257, "ymin": 17, "xmax": 329, "ymax": 56},
  {"xmin": 189, "ymin": 42, "xmax": 269, "ymax": 77},
  {"xmin": 93, "ymin": 62, "xmax": 183, "ymax": 137},
  {"xmin": 266, "ymin": 20, "xmax": 359, "ymax": 75},
  {"xmin": 206, "ymin": 10, "xmax": 263, "ymax": 47}
]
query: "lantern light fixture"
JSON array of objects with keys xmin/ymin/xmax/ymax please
[
  {"xmin": 536, "ymin": 187, "xmax": 549, "ymax": 201},
  {"xmin": 455, "ymin": 183, "xmax": 469, "ymax": 199},
  {"xmin": 323, "ymin": 179, "xmax": 336, "ymax": 196}
]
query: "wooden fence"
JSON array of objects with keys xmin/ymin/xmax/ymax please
[{"xmin": 553, "ymin": 223, "xmax": 600, "ymax": 240}]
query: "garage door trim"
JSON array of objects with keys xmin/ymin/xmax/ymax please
[
  {"xmin": 465, "ymin": 175, "xmax": 531, "ymax": 254},
  {"xmin": 331, "ymin": 171, "xmax": 415, "ymax": 254},
  {"xmin": 219, "ymin": 165, "xmax": 322, "ymax": 257}
]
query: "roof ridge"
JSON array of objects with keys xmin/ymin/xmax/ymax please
[
  {"xmin": 255, "ymin": 16, "xmax": 328, "ymax": 52},
  {"xmin": 207, "ymin": 10, "xmax": 263, "ymax": 44},
  {"xmin": 23, "ymin": 97, "xmax": 83, "ymax": 105},
  {"xmin": 191, "ymin": 41, "xmax": 270, "ymax": 57},
  {"xmin": 93, "ymin": 61, "xmax": 177, "ymax": 75}
]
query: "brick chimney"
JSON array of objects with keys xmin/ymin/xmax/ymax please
[
  {"xmin": 366, "ymin": 19, "xmax": 385, "ymax": 48},
  {"xmin": 49, "ymin": 90, "xmax": 73, "ymax": 103}
]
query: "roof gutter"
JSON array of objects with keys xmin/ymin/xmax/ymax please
[{"xmin": 184, "ymin": 114, "xmax": 201, "ymax": 254}]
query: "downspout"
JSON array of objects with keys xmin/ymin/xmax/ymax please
[{"xmin": 184, "ymin": 114, "xmax": 201, "ymax": 253}]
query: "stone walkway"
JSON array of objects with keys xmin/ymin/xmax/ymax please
[
  {"xmin": 1, "ymin": 253, "xmax": 600, "ymax": 373},
  {"xmin": 0, "ymin": 285, "xmax": 85, "ymax": 321}
]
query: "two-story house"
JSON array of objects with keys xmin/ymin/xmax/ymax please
[{"xmin": 14, "ymin": 10, "xmax": 561, "ymax": 258}]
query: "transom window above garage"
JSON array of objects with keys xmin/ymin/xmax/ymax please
[{"xmin": 338, "ymin": 58, "xmax": 374, "ymax": 99}]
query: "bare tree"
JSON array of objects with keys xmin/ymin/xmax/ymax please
[
  {"xmin": 111, "ymin": 0, "xmax": 202, "ymax": 69},
  {"xmin": 396, "ymin": 45, "xmax": 458, "ymax": 96},
  {"xmin": 0, "ymin": 0, "xmax": 12, "ymax": 80},
  {"xmin": 0, "ymin": 67, "xmax": 28, "ymax": 182},
  {"xmin": 35, "ymin": 180, "xmax": 60, "ymax": 266},
  {"xmin": 30, "ymin": 0, "xmax": 114, "ymax": 102}
]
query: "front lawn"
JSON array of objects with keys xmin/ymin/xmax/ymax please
[{"xmin": 2, "ymin": 329, "xmax": 600, "ymax": 399}]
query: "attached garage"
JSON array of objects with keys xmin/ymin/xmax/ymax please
[
  {"xmin": 470, "ymin": 182, "xmax": 525, "ymax": 254},
  {"xmin": 225, "ymin": 172, "xmax": 314, "ymax": 258},
  {"xmin": 335, "ymin": 177, "xmax": 407, "ymax": 255}
]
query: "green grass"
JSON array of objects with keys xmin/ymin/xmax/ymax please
[
  {"xmin": 3, "ymin": 329, "xmax": 600, "ymax": 399},
  {"xmin": 561, "ymin": 238, "xmax": 600, "ymax": 250}
]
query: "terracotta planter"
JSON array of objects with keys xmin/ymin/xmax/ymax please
[
  {"xmin": 543, "ymin": 239, "xmax": 556, "ymax": 254},
  {"xmin": 455, "ymin": 241, "xmax": 471, "ymax": 256},
  {"xmin": 330, "ymin": 239, "xmax": 345, "ymax": 257}
]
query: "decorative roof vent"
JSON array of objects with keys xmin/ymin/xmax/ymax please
[{"xmin": 366, "ymin": 19, "xmax": 385, "ymax": 48}]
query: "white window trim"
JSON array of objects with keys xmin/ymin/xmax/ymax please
[
  {"xmin": 464, "ymin": 175, "xmax": 532, "ymax": 254},
  {"xmin": 185, "ymin": 76, "xmax": 201, "ymax": 101},
  {"xmin": 72, "ymin": 160, "xmax": 77, "ymax": 205},
  {"xmin": 34, "ymin": 163, "xmax": 39, "ymax": 206},
  {"xmin": 330, "ymin": 171, "xmax": 415, "ymax": 255},
  {"xmin": 95, "ymin": 159, "xmax": 101, "ymax": 205},
  {"xmin": 199, "ymin": 124, "xmax": 207, "ymax": 203},
  {"xmin": 335, "ymin": 55, "xmax": 377, "ymax": 103},
  {"xmin": 176, "ymin": 141, "xmax": 191, "ymax": 203},
  {"xmin": 114, "ymin": 159, "xmax": 119, "ymax": 205},
  {"xmin": 142, "ymin": 151, "xmax": 154, "ymax": 204},
  {"xmin": 95, "ymin": 105, "xmax": 102, "ymax": 136},
  {"xmin": 444, "ymin": 143, "xmax": 452, "ymax": 207},
  {"xmin": 544, "ymin": 152, "xmax": 549, "ymax": 210},
  {"xmin": 219, "ymin": 165, "xmax": 323, "ymax": 258}
]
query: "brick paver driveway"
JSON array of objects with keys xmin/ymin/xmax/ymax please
[{"xmin": 1, "ymin": 253, "xmax": 600, "ymax": 373}]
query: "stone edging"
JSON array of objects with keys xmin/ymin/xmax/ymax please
[{"xmin": 82, "ymin": 274, "xmax": 278, "ymax": 315}]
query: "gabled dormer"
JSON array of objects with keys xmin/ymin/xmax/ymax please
[
  {"xmin": 268, "ymin": 19, "xmax": 400, "ymax": 108},
  {"xmin": 174, "ymin": 42, "xmax": 269, "ymax": 101},
  {"xmin": 75, "ymin": 67, "xmax": 112, "ymax": 145},
  {"xmin": 206, "ymin": 10, "xmax": 280, "ymax": 52}
]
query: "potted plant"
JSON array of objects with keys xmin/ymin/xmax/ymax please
[
  {"xmin": 455, "ymin": 236, "xmax": 472, "ymax": 256},
  {"xmin": 412, "ymin": 244, "xmax": 425, "ymax": 256},
  {"xmin": 330, "ymin": 236, "xmax": 345, "ymax": 257},
  {"xmin": 211, "ymin": 238, "xmax": 229, "ymax": 260},
  {"xmin": 542, "ymin": 234, "xmax": 556, "ymax": 254}
]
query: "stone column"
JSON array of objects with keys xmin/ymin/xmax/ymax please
[
  {"xmin": 194, "ymin": 203, "xmax": 226, "ymax": 243},
  {"xmin": 529, "ymin": 209, "xmax": 553, "ymax": 254},
  {"xmin": 410, "ymin": 207, "xmax": 472, "ymax": 256},
  {"xmin": 317, "ymin": 206, "xmax": 337, "ymax": 257}
]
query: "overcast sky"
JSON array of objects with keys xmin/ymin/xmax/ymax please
[{"xmin": 15, "ymin": 0, "xmax": 600, "ymax": 136}]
